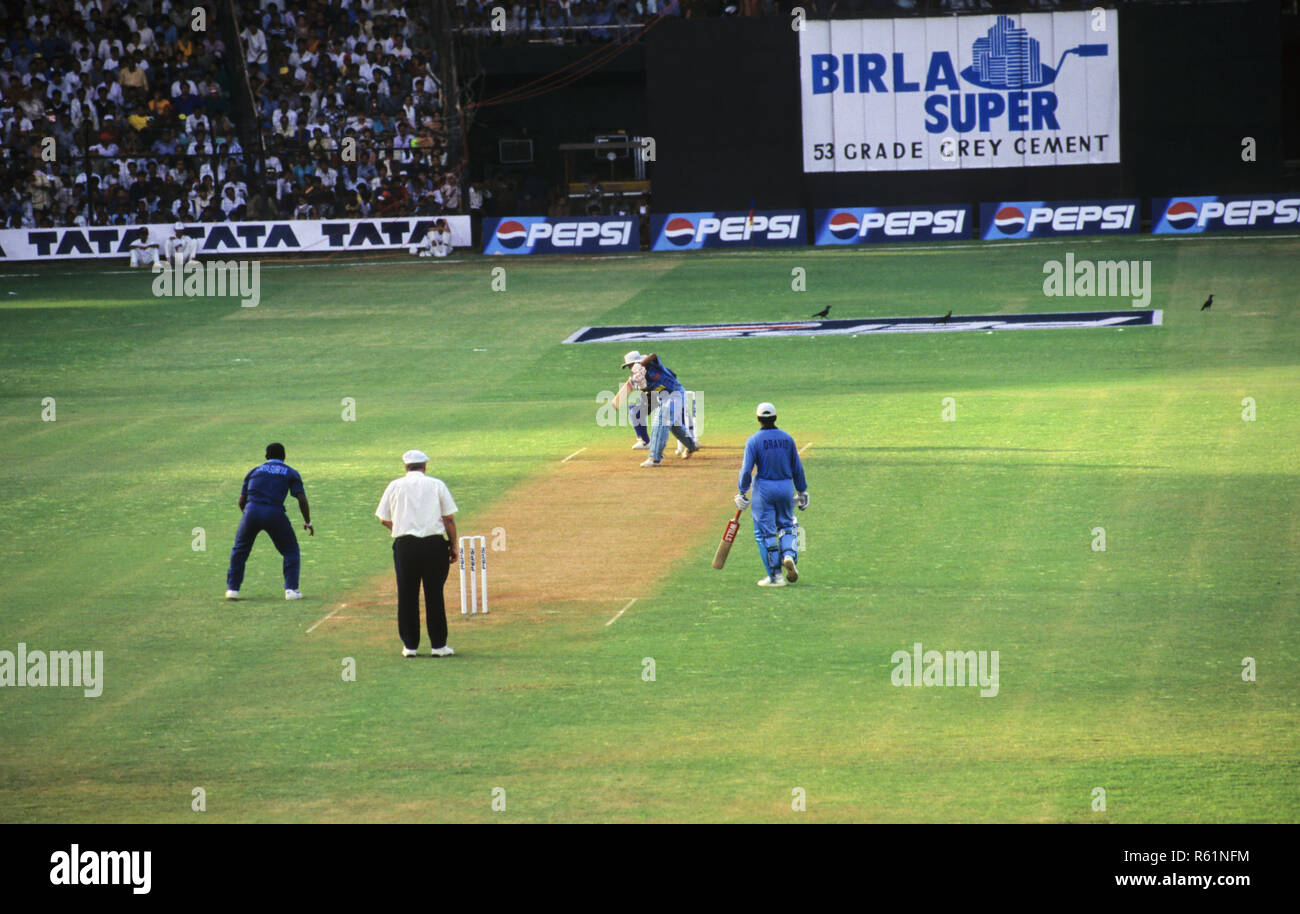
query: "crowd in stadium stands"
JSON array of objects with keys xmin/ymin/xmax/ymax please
[
  {"xmin": 0, "ymin": 1, "xmax": 246, "ymax": 228},
  {"xmin": 0, "ymin": 0, "xmax": 461, "ymax": 229},
  {"xmin": 241, "ymin": 0, "xmax": 463, "ymax": 221}
]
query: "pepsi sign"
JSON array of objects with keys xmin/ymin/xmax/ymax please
[
  {"xmin": 483, "ymin": 216, "xmax": 637, "ymax": 254},
  {"xmin": 980, "ymin": 200, "xmax": 1138, "ymax": 240},
  {"xmin": 800, "ymin": 13, "xmax": 1121, "ymax": 172},
  {"xmin": 650, "ymin": 211, "xmax": 805, "ymax": 251},
  {"xmin": 1151, "ymin": 195, "xmax": 1300, "ymax": 234},
  {"xmin": 814, "ymin": 205, "xmax": 971, "ymax": 245}
]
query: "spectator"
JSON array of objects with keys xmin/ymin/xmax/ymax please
[
  {"xmin": 439, "ymin": 172, "xmax": 461, "ymax": 213},
  {"xmin": 241, "ymin": 21, "xmax": 269, "ymax": 75}
]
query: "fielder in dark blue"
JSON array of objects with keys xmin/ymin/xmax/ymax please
[
  {"xmin": 225, "ymin": 443, "xmax": 313, "ymax": 600},
  {"xmin": 736, "ymin": 403, "xmax": 809, "ymax": 587}
]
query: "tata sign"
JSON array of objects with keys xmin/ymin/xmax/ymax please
[
  {"xmin": 980, "ymin": 200, "xmax": 1138, "ymax": 239},
  {"xmin": 483, "ymin": 216, "xmax": 637, "ymax": 254},
  {"xmin": 800, "ymin": 12, "xmax": 1121, "ymax": 172},
  {"xmin": 0, "ymin": 217, "xmax": 473, "ymax": 261},
  {"xmin": 813, "ymin": 204, "xmax": 972, "ymax": 245},
  {"xmin": 650, "ymin": 211, "xmax": 805, "ymax": 251},
  {"xmin": 1151, "ymin": 195, "xmax": 1300, "ymax": 234}
]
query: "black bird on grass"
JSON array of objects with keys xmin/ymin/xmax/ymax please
[
  {"xmin": 1201, "ymin": 294, "xmax": 1213, "ymax": 310},
  {"xmin": 941, "ymin": 310, "xmax": 952, "ymax": 324},
  {"xmin": 811, "ymin": 305, "xmax": 831, "ymax": 318}
]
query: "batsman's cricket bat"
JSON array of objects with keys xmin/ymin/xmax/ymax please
[
  {"xmin": 611, "ymin": 378, "xmax": 633, "ymax": 411},
  {"xmin": 711, "ymin": 509, "xmax": 744, "ymax": 569}
]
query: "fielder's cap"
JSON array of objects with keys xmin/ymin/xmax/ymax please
[
  {"xmin": 402, "ymin": 449, "xmax": 429, "ymax": 464},
  {"xmin": 621, "ymin": 350, "xmax": 642, "ymax": 368},
  {"xmin": 756, "ymin": 402, "xmax": 777, "ymax": 418}
]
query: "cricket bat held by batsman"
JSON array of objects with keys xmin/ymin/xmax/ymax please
[{"xmin": 712, "ymin": 509, "xmax": 743, "ymax": 569}]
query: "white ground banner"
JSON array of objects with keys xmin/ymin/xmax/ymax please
[{"xmin": 0, "ymin": 216, "xmax": 473, "ymax": 261}]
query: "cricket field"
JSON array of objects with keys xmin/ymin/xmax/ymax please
[{"xmin": 1, "ymin": 235, "xmax": 1296, "ymax": 822}]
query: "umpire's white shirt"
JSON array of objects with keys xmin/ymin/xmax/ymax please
[{"xmin": 375, "ymin": 472, "xmax": 457, "ymax": 538}]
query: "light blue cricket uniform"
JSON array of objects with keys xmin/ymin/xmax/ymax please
[
  {"xmin": 739, "ymin": 428, "xmax": 807, "ymax": 580},
  {"xmin": 639, "ymin": 354, "xmax": 698, "ymax": 462}
]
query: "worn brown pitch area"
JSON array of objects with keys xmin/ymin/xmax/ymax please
[
  {"xmin": 482, "ymin": 443, "xmax": 742, "ymax": 611},
  {"xmin": 322, "ymin": 443, "xmax": 744, "ymax": 636}
]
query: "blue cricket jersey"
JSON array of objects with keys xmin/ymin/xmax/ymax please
[
  {"xmin": 639, "ymin": 354, "xmax": 684, "ymax": 394},
  {"xmin": 241, "ymin": 459, "xmax": 305, "ymax": 509},
  {"xmin": 739, "ymin": 428, "xmax": 806, "ymax": 493}
]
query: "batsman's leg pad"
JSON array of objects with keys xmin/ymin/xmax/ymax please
[
  {"xmin": 778, "ymin": 523, "xmax": 799, "ymax": 562},
  {"xmin": 751, "ymin": 493, "xmax": 781, "ymax": 577},
  {"xmin": 648, "ymin": 404, "xmax": 669, "ymax": 461}
]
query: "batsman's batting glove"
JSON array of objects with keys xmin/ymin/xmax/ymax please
[
  {"xmin": 796, "ymin": 492, "xmax": 810, "ymax": 511},
  {"xmin": 734, "ymin": 492, "xmax": 750, "ymax": 511}
]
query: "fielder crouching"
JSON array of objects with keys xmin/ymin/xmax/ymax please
[
  {"xmin": 411, "ymin": 218, "xmax": 453, "ymax": 258},
  {"xmin": 165, "ymin": 222, "xmax": 197, "ymax": 265},
  {"xmin": 735, "ymin": 402, "xmax": 809, "ymax": 587},
  {"xmin": 128, "ymin": 229, "xmax": 160, "ymax": 269}
]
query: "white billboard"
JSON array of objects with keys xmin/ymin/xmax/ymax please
[
  {"xmin": 0, "ymin": 216, "xmax": 473, "ymax": 262},
  {"xmin": 799, "ymin": 12, "xmax": 1121, "ymax": 172}
]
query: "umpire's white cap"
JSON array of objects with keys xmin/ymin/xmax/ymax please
[
  {"xmin": 622, "ymin": 350, "xmax": 643, "ymax": 368},
  {"xmin": 756, "ymin": 402, "xmax": 777, "ymax": 418},
  {"xmin": 402, "ymin": 449, "xmax": 430, "ymax": 464}
]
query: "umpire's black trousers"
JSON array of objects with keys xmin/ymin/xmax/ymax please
[{"xmin": 393, "ymin": 534, "xmax": 451, "ymax": 650}]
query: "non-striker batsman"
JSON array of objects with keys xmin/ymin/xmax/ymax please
[{"xmin": 735, "ymin": 402, "xmax": 808, "ymax": 587}]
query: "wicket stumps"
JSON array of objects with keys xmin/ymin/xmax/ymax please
[
  {"xmin": 459, "ymin": 535, "xmax": 488, "ymax": 614},
  {"xmin": 674, "ymin": 390, "xmax": 701, "ymax": 456}
]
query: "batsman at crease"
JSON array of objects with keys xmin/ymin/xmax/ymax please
[{"xmin": 620, "ymin": 350, "xmax": 699, "ymax": 467}]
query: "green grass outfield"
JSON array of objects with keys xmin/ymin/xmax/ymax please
[{"xmin": 0, "ymin": 234, "xmax": 1297, "ymax": 823}]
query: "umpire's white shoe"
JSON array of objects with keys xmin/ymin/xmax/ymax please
[
  {"xmin": 401, "ymin": 647, "xmax": 419, "ymax": 658},
  {"xmin": 285, "ymin": 589, "xmax": 303, "ymax": 600},
  {"xmin": 224, "ymin": 590, "xmax": 240, "ymax": 600},
  {"xmin": 632, "ymin": 440, "xmax": 649, "ymax": 449},
  {"xmin": 431, "ymin": 645, "xmax": 455, "ymax": 657},
  {"xmin": 782, "ymin": 556, "xmax": 799, "ymax": 583},
  {"xmin": 757, "ymin": 575, "xmax": 787, "ymax": 587},
  {"xmin": 640, "ymin": 457, "xmax": 661, "ymax": 467}
]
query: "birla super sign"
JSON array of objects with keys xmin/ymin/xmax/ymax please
[{"xmin": 800, "ymin": 12, "xmax": 1121, "ymax": 173}]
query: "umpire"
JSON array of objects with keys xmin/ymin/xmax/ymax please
[{"xmin": 375, "ymin": 449, "xmax": 460, "ymax": 658}]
